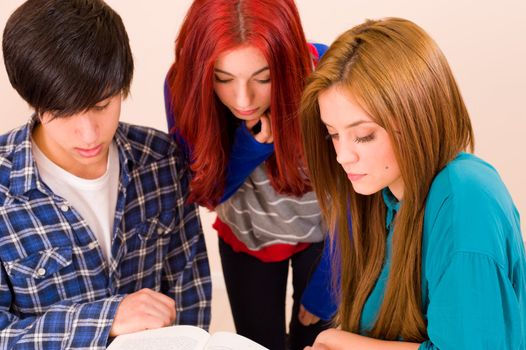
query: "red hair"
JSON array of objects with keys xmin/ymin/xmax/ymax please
[{"xmin": 167, "ymin": 0, "xmax": 313, "ymax": 208}]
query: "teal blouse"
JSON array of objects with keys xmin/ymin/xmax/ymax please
[{"xmin": 360, "ymin": 153, "xmax": 526, "ymax": 349}]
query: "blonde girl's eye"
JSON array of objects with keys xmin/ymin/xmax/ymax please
[{"xmin": 354, "ymin": 133, "xmax": 375, "ymax": 143}]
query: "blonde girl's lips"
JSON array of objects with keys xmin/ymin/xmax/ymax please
[{"xmin": 347, "ymin": 173, "xmax": 366, "ymax": 181}]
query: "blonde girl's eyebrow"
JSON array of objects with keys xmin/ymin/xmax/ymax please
[{"xmin": 322, "ymin": 120, "xmax": 376, "ymax": 129}]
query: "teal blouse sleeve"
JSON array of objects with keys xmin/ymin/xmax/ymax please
[
  {"xmin": 419, "ymin": 153, "xmax": 526, "ymax": 349},
  {"xmin": 419, "ymin": 252, "xmax": 523, "ymax": 349}
]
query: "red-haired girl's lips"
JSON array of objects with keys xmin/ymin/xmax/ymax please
[
  {"xmin": 347, "ymin": 173, "xmax": 366, "ymax": 181},
  {"xmin": 234, "ymin": 108, "xmax": 259, "ymax": 116},
  {"xmin": 76, "ymin": 144, "xmax": 103, "ymax": 158}
]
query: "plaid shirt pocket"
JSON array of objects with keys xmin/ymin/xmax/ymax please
[
  {"xmin": 136, "ymin": 211, "xmax": 176, "ymax": 242},
  {"xmin": 5, "ymin": 246, "xmax": 73, "ymax": 281},
  {"xmin": 3, "ymin": 246, "xmax": 82, "ymax": 312}
]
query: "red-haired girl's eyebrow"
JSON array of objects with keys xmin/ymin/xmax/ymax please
[{"xmin": 214, "ymin": 66, "xmax": 269, "ymax": 78}]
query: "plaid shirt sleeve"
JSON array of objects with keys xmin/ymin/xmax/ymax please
[
  {"xmin": 0, "ymin": 123, "xmax": 211, "ymax": 349},
  {"xmin": 0, "ymin": 284, "xmax": 123, "ymax": 349}
]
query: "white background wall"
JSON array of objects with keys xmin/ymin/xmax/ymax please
[
  {"xmin": 1, "ymin": 0, "xmax": 525, "ymax": 331},
  {"xmin": 1, "ymin": 1, "xmax": 524, "ymax": 228}
]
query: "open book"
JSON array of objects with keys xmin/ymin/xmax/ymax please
[{"xmin": 106, "ymin": 325, "xmax": 269, "ymax": 350}]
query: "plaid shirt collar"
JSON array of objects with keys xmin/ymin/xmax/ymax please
[{"xmin": 8, "ymin": 117, "xmax": 137, "ymax": 199}]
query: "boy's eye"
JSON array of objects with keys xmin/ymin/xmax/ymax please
[{"xmin": 92, "ymin": 103, "xmax": 109, "ymax": 111}]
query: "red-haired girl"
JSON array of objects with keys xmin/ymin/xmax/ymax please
[{"xmin": 164, "ymin": 1, "xmax": 333, "ymax": 349}]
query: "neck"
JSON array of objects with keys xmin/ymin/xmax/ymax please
[{"xmin": 32, "ymin": 124, "xmax": 109, "ymax": 179}]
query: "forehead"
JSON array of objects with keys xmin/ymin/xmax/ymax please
[
  {"xmin": 318, "ymin": 85, "xmax": 373, "ymax": 126},
  {"xmin": 214, "ymin": 45, "xmax": 268, "ymax": 73},
  {"xmin": 40, "ymin": 95, "xmax": 121, "ymax": 124}
]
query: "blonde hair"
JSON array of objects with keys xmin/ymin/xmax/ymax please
[{"xmin": 300, "ymin": 18, "xmax": 474, "ymax": 341}]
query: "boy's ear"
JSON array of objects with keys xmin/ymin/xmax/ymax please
[
  {"xmin": 32, "ymin": 113, "xmax": 42, "ymax": 123},
  {"xmin": 35, "ymin": 111, "xmax": 53, "ymax": 124}
]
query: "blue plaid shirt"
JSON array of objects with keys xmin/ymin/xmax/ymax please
[{"xmin": 0, "ymin": 120, "xmax": 211, "ymax": 349}]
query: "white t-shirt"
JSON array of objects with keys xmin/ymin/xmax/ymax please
[{"xmin": 32, "ymin": 141, "xmax": 120, "ymax": 262}]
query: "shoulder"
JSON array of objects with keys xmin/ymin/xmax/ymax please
[
  {"xmin": 116, "ymin": 122, "xmax": 183, "ymax": 166},
  {"xmin": 427, "ymin": 153, "xmax": 515, "ymax": 219},
  {"xmin": 307, "ymin": 42, "xmax": 329, "ymax": 66},
  {"xmin": 116, "ymin": 123, "xmax": 192, "ymax": 216},
  {"xmin": 424, "ymin": 153, "xmax": 521, "ymax": 266},
  {"xmin": 308, "ymin": 43, "xmax": 328, "ymax": 58},
  {"xmin": 0, "ymin": 124, "xmax": 29, "ymax": 157},
  {"xmin": 0, "ymin": 125, "xmax": 31, "ymax": 199}
]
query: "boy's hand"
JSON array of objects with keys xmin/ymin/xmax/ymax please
[{"xmin": 110, "ymin": 288, "xmax": 176, "ymax": 337}]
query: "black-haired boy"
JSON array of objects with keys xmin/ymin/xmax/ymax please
[{"xmin": 0, "ymin": 1, "xmax": 211, "ymax": 348}]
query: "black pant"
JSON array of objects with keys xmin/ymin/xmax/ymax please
[{"xmin": 219, "ymin": 238, "xmax": 331, "ymax": 350}]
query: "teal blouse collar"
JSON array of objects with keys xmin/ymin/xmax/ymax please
[{"xmin": 382, "ymin": 188, "xmax": 400, "ymax": 231}]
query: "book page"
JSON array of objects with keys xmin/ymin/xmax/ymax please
[
  {"xmin": 107, "ymin": 325, "xmax": 210, "ymax": 350},
  {"xmin": 204, "ymin": 332, "xmax": 269, "ymax": 350}
]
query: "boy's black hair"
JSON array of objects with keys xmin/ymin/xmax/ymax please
[{"xmin": 2, "ymin": 0, "xmax": 133, "ymax": 118}]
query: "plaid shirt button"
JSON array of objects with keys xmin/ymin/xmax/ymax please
[
  {"xmin": 60, "ymin": 204, "xmax": 69, "ymax": 212},
  {"xmin": 36, "ymin": 268, "xmax": 46, "ymax": 276}
]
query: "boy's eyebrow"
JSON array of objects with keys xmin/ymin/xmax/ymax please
[{"xmin": 214, "ymin": 66, "xmax": 269, "ymax": 78}]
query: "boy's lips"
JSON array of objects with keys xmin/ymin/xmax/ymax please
[{"xmin": 75, "ymin": 144, "xmax": 103, "ymax": 158}]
